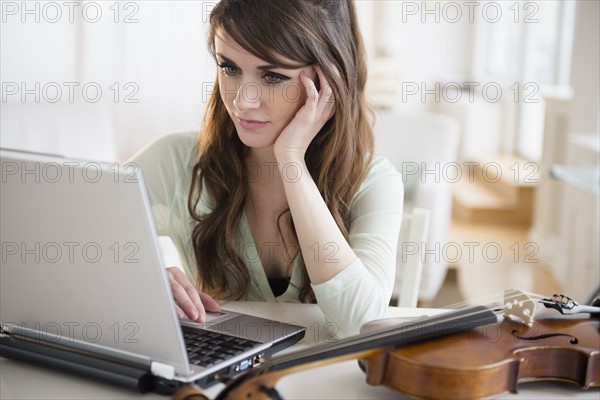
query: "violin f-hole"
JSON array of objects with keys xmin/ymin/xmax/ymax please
[{"xmin": 511, "ymin": 330, "xmax": 579, "ymax": 345}]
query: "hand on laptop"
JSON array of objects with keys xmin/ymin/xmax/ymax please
[{"xmin": 167, "ymin": 267, "xmax": 221, "ymax": 322}]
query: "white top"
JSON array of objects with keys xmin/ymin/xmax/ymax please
[{"xmin": 129, "ymin": 132, "xmax": 404, "ymax": 336}]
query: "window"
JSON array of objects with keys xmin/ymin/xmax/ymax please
[{"xmin": 474, "ymin": 0, "xmax": 576, "ymax": 161}]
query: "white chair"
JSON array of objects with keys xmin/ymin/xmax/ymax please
[
  {"xmin": 374, "ymin": 110, "xmax": 460, "ymax": 303},
  {"xmin": 395, "ymin": 207, "xmax": 431, "ymax": 307}
]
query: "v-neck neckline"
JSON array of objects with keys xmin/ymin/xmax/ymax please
[{"xmin": 240, "ymin": 211, "xmax": 301, "ymax": 300}]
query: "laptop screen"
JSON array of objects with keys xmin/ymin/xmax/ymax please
[{"xmin": 0, "ymin": 148, "xmax": 192, "ymax": 375}]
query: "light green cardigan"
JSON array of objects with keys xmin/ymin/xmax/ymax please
[{"xmin": 130, "ymin": 132, "xmax": 404, "ymax": 336}]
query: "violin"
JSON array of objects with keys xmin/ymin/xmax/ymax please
[{"xmin": 173, "ymin": 289, "xmax": 600, "ymax": 400}]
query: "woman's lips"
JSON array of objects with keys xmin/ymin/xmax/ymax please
[{"xmin": 237, "ymin": 117, "xmax": 269, "ymax": 131}]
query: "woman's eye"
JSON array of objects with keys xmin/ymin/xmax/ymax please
[
  {"xmin": 218, "ymin": 63, "xmax": 238, "ymax": 76},
  {"xmin": 263, "ymin": 73, "xmax": 289, "ymax": 85}
]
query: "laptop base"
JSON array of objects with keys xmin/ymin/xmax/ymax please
[{"xmin": 0, "ymin": 327, "xmax": 305, "ymax": 395}]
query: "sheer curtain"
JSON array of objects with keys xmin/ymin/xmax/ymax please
[
  {"xmin": 1, "ymin": 1, "xmax": 215, "ymax": 161},
  {"xmin": 471, "ymin": 0, "xmax": 577, "ymax": 161}
]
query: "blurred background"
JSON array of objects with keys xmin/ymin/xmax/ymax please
[{"xmin": 2, "ymin": 1, "xmax": 598, "ymax": 307}]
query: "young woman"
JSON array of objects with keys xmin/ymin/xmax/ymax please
[{"xmin": 132, "ymin": 0, "xmax": 403, "ymax": 336}]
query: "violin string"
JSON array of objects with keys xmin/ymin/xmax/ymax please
[
  {"xmin": 262, "ymin": 289, "xmax": 546, "ymax": 371},
  {"xmin": 439, "ymin": 289, "xmax": 544, "ymax": 311},
  {"xmin": 433, "ymin": 290, "xmax": 509, "ymax": 310}
]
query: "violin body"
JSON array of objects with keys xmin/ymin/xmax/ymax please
[{"xmin": 360, "ymin": 311, "xmax": 599, "ymax": 399}]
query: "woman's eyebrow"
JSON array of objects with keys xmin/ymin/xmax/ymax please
[{"xmin": 216, "ymin": 53, "xmax": 299, "ymax": 71}]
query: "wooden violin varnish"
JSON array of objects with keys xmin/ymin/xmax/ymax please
[{"xmin": 358, "ymin": 290, "xmax": 600, "ymax": 399}]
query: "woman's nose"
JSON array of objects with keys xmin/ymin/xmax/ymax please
[{"xmin": 233, "ymin": 81, "xmax": 261, "ymax": 111}]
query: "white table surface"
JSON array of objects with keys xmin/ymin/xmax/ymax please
[{"xmin": 1, "ymin": 301, "xmax": 598, "ymax": 399}]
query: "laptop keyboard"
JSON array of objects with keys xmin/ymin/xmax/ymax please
[{"xmin": 182, "ymin": 329, "xmax": 262, "ymax": 368}]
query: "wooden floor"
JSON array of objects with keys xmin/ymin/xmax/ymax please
[{"xmin": 429, "ymin": 217, "xmax": 563, "ymax": 308}]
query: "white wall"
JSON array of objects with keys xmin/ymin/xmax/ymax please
[
  {"xmin": 1, "ymin": 1, "xmax": 214, "ymax": 161},
  {"xmin": 365, "ymin": 1, "xmax": 475, "ymax": 113},
  {"xmin": 569, "ymin": 0, "xmax": 600, "ymax": 134}
]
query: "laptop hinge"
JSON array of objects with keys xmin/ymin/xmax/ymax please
[{"xmin": 151, "ymin": 361, "xmax": 175, "ymax": 380}]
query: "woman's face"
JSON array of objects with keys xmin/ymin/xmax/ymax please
[{"xmin": 214, "ymin": 31, "xmax": 317, "ymax": 150}]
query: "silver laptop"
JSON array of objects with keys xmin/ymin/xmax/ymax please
[{"xmin": 0, "ymin": 148, "xmax": 305, "ymax": 394}]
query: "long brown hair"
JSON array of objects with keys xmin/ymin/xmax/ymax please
[{"xmin": 188, "ymin": 0, "xmax": 374, "ymax": 302}]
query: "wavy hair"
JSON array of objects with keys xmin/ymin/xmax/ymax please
[{"xmin": 188, "ymin": 0, "xmax": 374, "ymax": 302}]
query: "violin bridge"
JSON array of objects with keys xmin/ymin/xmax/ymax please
[{"xmin": 503, "ymin": 289, "xmax": 537, "ymax": 326}]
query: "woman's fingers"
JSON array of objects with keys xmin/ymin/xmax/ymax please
[
  {"xmin": 314, "ymin": 66, "xmax": 332, "ymax": 100},
  {"xmin": 299, "ymin": 71, "xmax": 318, "ymax": 104},
  {"xmin": 314, "ymin": 65, "xmax": 336, "ymax": 118},
  {"xmin": 199, "ymin": 292, "xmax": 222, "ymax": 313},
  {"xmin": 299, "ymin": 67, "xmax": 335, "ymax": 121},
  {"xmin": 273, "ymin": 64, "xmax": 337, "ymax": 158},
  {"xmin": 167, "ymin": 267, "xmax": 209, "ymax": 322},
  {"xmin": 175, "ymin": 304, "xmax": 185, "ymax": 319}
]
